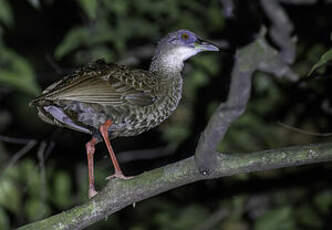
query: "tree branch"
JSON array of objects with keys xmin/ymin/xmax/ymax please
[
  {"xmin": 17, "ymin": 142, "xmax": 332, "ymax": 230},
  {"xmin": 260, "ymin": 0, "xmax": 296, "ymax": 64},
  {"xmin": 195, "ymin": 27, "xmax": 297, "ymax": 175}
]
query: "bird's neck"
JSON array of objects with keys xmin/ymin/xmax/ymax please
[{"xmin": 149, "ymin": 49, "xmax": 185, "ymax": 78}]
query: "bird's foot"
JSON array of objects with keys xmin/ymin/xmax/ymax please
[
  {"xmin": 106, "ymin": 171, "xmax": 133, "ymax": 180},
  {"xmin": 88, "ymin": 187, "xmax": 98, "ymax": 199}
]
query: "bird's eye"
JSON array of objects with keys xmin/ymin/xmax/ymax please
[{"xmin": 181, "ymin": 33, "xmax": 189, "ymax": 41}]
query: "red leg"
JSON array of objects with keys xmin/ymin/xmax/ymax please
[
  {"xmin": 99, "ymin": 119, "xmax": 132, "ymax": 180},
  {"xmin": 86, "ymin": 137, "xmax": 98, "ymax": 199}
]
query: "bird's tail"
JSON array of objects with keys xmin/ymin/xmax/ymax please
[
  {"xmin": 29, "ymin": 95, "xmax": 49, "ymax": 107},
  {"xmin": 29, "ymin": 96, "xmax": 41, "ymax": 107}
]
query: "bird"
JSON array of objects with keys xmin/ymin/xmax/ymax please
[{"xmin": 30, "ymin": 29, "xmax": 220, "ymax": 198}]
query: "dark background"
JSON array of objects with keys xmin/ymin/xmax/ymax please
[{"xmin": 1, "ymin": 0, "xmax": 332, "ymax": 229}]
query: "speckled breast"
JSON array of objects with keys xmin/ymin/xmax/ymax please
[{"xmin": 107, "ymin": 76, "xmax": 183, "ymax": 138}]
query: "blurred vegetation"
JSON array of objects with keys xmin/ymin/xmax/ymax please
[
  {"xmin": 308, "ymin": 48, "xmax": 332, "ymax": 76},
  {"xmin": 0, "ymin": 0, "xmax": 332, "ymax": 229}
]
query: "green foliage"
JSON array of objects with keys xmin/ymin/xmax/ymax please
[
  {"xmin": 76, "ymin": 0, "xmax": 98, "ymax": 20},
  {"xmin": 0, "ymin": 159, "xmax": 77, "ymax": 224},
  {"xmin": 308, "ymin": 48, "xmax": 332, "ymax": 75},
  {"xmin": 254, "ymin": 207, "xmax": 295, "ymax": 230},
  {"xmin": 295, "ymin": 204, "xmax": 322, "ymax": 228},
  {"xmin": 51, "ymin": 171, "xmax": 73, "ymax": 208},
  {"xmin": 0, "ymin": 0, "xmax": 40, "ymax": 96},
  {"xmin": 57, "ymin": 0, "xmax": 224, "ymax": 62},
  {"xmin": 21, "ymin": 160, "xmax": 43, "ymax": 197},
  {"xmin": 0, "ymin": 207, "xmax": 10, "ymax": 230},
  {"xmin": 0, "ymin": 47, "xmax": 41, "ymax": 95},
  {"xmin": 0, "ymin": 0, "xmax": 13, "ymax": 27},
  {"xmin": 149, "ymin": 202, "xmax": 209, "ymax": 230},
  {"xmin": 0, "ymin": 173, "xmax": 22, "ymax": 214},
  {"xmin": 24, "ymin": 198, "xmax": 50, "ymax": 221},
  {"xmin": 313, "ymin": 190, "xmax": 332, "ymax": 214},
  {"xmin": 54, "ymin": 20, "xmax": 114, "ymax": 60}
]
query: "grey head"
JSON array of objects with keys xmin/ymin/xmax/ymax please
[{"xmin": 149, "ymin": 29, "xmax": 220, "ymax": 74}]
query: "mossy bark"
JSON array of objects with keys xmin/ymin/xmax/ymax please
[{"xmin": 17, "ymin": 143, "xmax": 332, "ymax": 230}]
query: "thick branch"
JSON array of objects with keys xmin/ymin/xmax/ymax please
[
  {"xmin": 195, "ymin": 27, "xmax": 296, "ymax": 174},
  {"xmin": 260, "ymin": 0, "xmax": 296, "ymax": 64},
  {"xmin": 17, "ymin": 142, "xmax": 332, "ymax": 230}
]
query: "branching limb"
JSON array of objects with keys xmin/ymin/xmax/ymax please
[{"xmin": 195, "ymin": 27, "xmax": 296, "ymax": 175}]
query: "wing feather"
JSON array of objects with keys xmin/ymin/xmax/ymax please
[{"xmin": 36, "ymin": 62, "xmax": 157, "ymax": 107}]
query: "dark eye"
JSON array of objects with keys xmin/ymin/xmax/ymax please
[{"xmin": 181, "ymin": 33, "xmax": 189, "ymax": 41}]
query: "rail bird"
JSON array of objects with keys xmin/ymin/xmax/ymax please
[{"xmin": 30, "ymin": 30, "xmax": 219, "ymax": 198}]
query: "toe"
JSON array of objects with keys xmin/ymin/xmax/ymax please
[{"xmin": 88, "ymin": 188, "xmax": 98, "ymax": 199}]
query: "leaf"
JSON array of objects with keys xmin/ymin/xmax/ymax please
[
  {"xmin": 0, "ymin": 0, "xmax": 13, "ymax": 27},
  {"xmin": 54, "ymin": 21, "xmax": 114, "ymax": 59},
  {"xmin": 20, "ymin": 160, "xmax": 43, "ymax": 197},
  {"xmin": 0, "ymin": 176, "xmax": 21, "ymax": 214},
  {"xmin": 0, "ymin": 47, "xmax": 40, "ymax": 95},
  {"xmin": 54, "ymin": 27, "xmax": 88, "ymax": 59},
  {"xmin": 24, "ymin": 198, "xmax": 50, "ymax": 221},
  {"xmin": 76, "ymin": 0, "xmax": 98, "ymax": 20},
  {"xmin": 52, "ymin": 171, "xmax": 73, "ymax": 208},
  {"xmin": 308, "ymin": 48, "xmax": 332, "ymax": 76}
]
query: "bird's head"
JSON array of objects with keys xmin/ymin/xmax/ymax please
[
  {"xmin": 150, "ymin": 30, "xmax": 220, "ymax": 74},
  {"xmin": 157, "ymin": 30, "xmax": 219, "ymax": 61}
]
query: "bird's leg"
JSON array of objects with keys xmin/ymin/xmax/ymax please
[
  {"xmin": 86, "ymin": 137, "xmax": 98, "ymax": 199},
  {"xmin": 99, "ymin": 119, "xmax": 132, "ymax": 180}
]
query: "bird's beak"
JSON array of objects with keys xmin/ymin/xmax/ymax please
[{"xmin": 194, "ymin": 38, "xmax": 220, "ymax": 52}]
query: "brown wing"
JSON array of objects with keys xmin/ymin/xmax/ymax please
[{"xmin": 33, "ymin": 61, "xmax": 157, "ymax": 107}]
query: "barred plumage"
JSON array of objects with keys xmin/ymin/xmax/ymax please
[{"xmin": 30, "ymin": 29, "xmax": 219, "ymax": 198}]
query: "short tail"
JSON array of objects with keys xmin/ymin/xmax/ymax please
[
  {"xmin": 29, "ymin": 97, "xmax": 40, "ymax": 107},
  {"xmin": 29, "ymin": 95, "xmax": 48, "ymax": 107}
]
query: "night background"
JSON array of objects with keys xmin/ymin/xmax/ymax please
[{"xmin": 1, "ymin": 0, "xmax": 332, "ymax": 229}]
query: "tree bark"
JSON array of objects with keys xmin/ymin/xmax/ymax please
[{"xmin": 17, "ymin": 143, "xmax": 332, "ymax": 230}]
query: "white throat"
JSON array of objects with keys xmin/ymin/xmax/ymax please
[
  {"xmin": 166, "ymin": 46, "xmax": 199, "ymax": 63},
  {"xmin": 149, "ymin": 46, "xmax": 199, "ymax": 76}
]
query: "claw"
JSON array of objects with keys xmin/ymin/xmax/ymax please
[{"xmin": 106, "ymin": 171, "xmax": 133, "ymax": 180}]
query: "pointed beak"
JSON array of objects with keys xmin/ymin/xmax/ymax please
[{"xmin": 194, "ymin": 38, "xmax": 220, "ymax": 52}]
